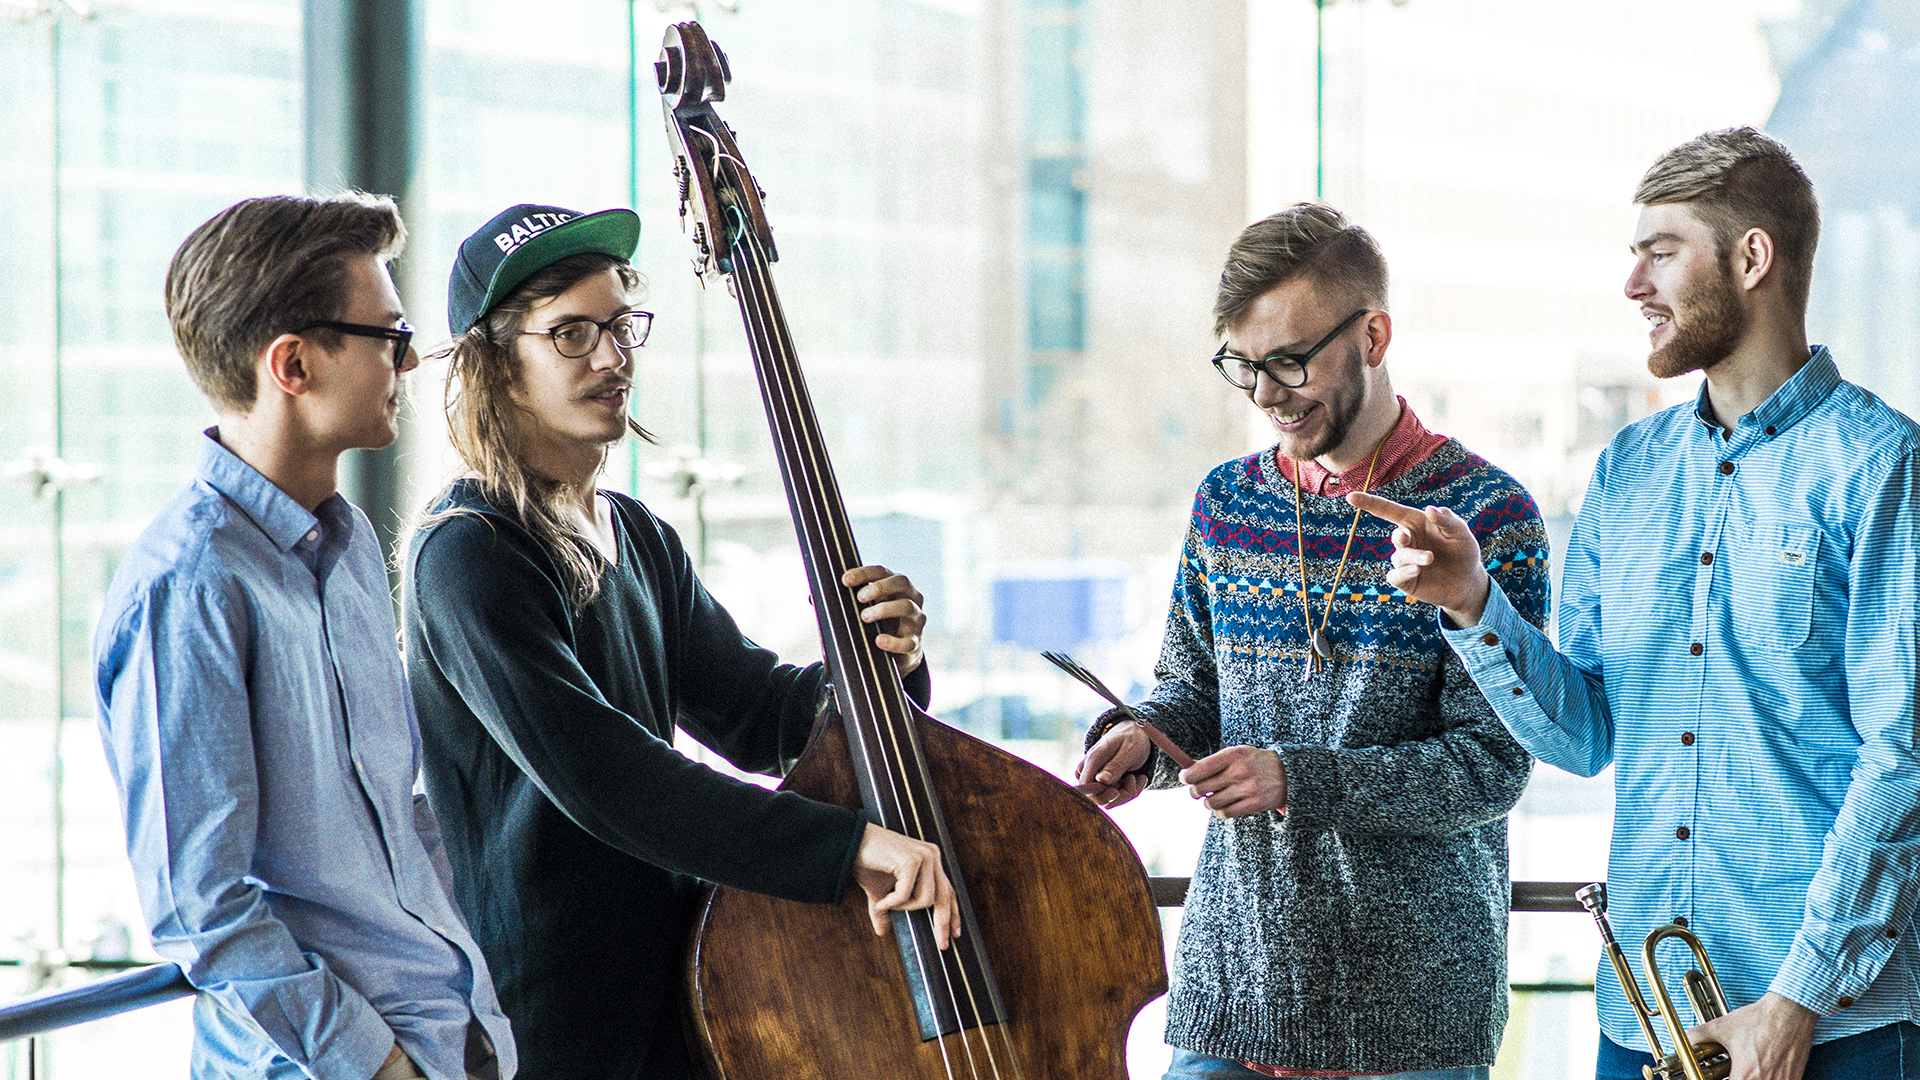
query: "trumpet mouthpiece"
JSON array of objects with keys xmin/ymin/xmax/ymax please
[{"xmin": 1576, "ymin": 882, "xmax": 1607, "ymax": 914}]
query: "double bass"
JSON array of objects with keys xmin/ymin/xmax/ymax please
[{"xmin": 656, "ymin": 21, "xmax": 1168, "ymax": 1079}]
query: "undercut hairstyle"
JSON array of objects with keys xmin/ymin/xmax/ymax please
[
  {"xmin": 1213, "ymin": 202, "xmax": 1389, "ymax": 337},
  {"xmin": 427, "ymin": 252, "xmax": 655, "ymax": 609},
  {"xmin": 1635, "ymin": 127, "xmax": 1820, "ymax": 316},
  {"xmin": 164, "ymin": 192, "xmax": 405, "ymax": 411}
]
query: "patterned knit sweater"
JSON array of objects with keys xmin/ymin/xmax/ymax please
[{"xmin": 1129, "ymin": 439, "xmax": 1550, "ymax": 1074}]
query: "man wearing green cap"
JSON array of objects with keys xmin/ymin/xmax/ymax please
[{"xmin": 404, "ymin": 204, "xmax": 958, "ymax": 1079}]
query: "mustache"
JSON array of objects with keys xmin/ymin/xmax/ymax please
[{"xmin": 581, "ymin": 378, "xmax": 632, "ymax": 398}]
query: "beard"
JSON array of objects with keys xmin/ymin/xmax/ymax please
[
  {"xmin": 1272, "ymin": 350, "xmax": 1367, "ymax": 463},
  {"xmin": 1648, "ymin": 263, "xmax": 1748, "ymax": 379}
]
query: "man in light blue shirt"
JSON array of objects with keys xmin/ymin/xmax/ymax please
[
  {"xmin": 93, "ymin": 194, "xmax": 516, "ymax": 1080},
  {"xmin": 1356, "ymin": 129, "xmax": 1920, "ymax": 1080}
]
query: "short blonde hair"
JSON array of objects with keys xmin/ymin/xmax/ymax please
[
  {"xmin": 1213, "ymin": 203, "xmax": 1387, "ymax": 337},
  {"xmin": 1635, "ymin": 128, "xmax": 1820, "ymax": 316}
]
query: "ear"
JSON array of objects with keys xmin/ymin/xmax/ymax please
[
  {"xmin": 1361, "ymin": 309, "xmax": 1393, "ymax": 368},
  {"xmin": 1733, "ymin": 227, "xmax": 1774, "ymax": 293},
  {"xmin": 259, "ymin": 332, "xmax": 314, "ymax": 397}
]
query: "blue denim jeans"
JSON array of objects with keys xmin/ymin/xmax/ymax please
[
  {"xmin": 1598, "ymin": 1023, "xmax": 1920, "ymax": 1080},
  {"xmin": 1164, "ymin": 1047, "xmax": 1491, "ymax": 1080}
]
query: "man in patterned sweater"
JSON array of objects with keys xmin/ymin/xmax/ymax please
[{"xmin": 1077, "ymin": 203, "xmax": 1550, "ymax": 1080}]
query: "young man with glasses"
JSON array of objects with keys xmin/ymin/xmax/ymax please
[
  {"xmin": 1076, "ymin": 202, "xmax": 1548, "ymax": 1080},
  {"xmin": 403, "ymin": 204, "xmax": 958, "ymax": 1079},
  {"xmin": 92, "ymin": 193, "xmax": 516, "ymax": 1080},
  {"xmin": 1362, "ymin": 128, "xmax": 1920, "ymax": 1080}
]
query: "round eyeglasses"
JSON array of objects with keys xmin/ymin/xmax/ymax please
[
  {"xmin": 520, "ymin": 310, "xmax": 654, "ymax": 359},
  {"xmin": 295, "ymin": 319, "xmax": 415, "ymax": 371},
  {"xmin": 1211, "ymin": 309, "xmax": 1369, "ymax": 390}
]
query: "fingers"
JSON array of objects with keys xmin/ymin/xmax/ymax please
[
  {"xmin": 1177, "ymin": 752, "xmax": 1229, "ymax": 789},
  {"xmin": 1073, "ymin": 724, "xmax": 1152, "ymax": 809},
  {"xmin": 843, "ymin": 565, "xmax": 924, "ymax": 609},
  {"xmin": 854, "ymin": 823, "xmax": 960, "ymax": 948},
  {"xmin": 1088, "ymin": 772, "xmax": 1148, "ymax": 809},
  {"xmin": 859, "ymin": 597, "xmax": 926, "ymax": 638},
  {"xmin": 1076, "ymin": 724, "xmax": 1150, "ymax": 783},
  {"xmin": 1381, "ymin": 562, "xmax": 1423, "ymax": 594},
  {"xmin": 1180, "ymin": 746, "xmax": 1286, "ymax": 817},
  {"xmin": 1346, "ymin": 490, "xmax": 1426, "ymax": 530},
  {"xmin": 846, "ymin": 565, "xmax": 927, "ymax": 668},
  {"xmin": 1200, "ymin": 788, "xmax": 1265, "ymax": 819}
]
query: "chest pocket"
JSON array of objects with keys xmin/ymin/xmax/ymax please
[{"xmin": 1724, "ymin": 522, "xmax": 1820, "ymax": 651}]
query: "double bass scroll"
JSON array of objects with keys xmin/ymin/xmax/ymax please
[{"xmin": 659, "ymin": 21, "xmax": 1168, "ymax": 1080}]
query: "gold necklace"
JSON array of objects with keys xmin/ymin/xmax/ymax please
[{"xmin": 1292, "ymin": 434, "xmax": 1387, "ymax": 680}]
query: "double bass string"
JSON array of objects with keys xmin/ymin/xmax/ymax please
[
  {"xmin": 709, "ymin": 152, "xmax": 1025, "ymax": 1080},
  {"xmin": 726, "ymin": 215, "xmax": 994, "ymax": 1080},
  {"xmin": 730, "ymin": 234, "xmax": 994, "ymax": 1080}
]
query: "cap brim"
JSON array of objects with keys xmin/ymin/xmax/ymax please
[{"xmin": 477, "ymin": 208, "xmax": 640, "ymax": 323}]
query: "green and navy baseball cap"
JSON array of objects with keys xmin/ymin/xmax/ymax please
[{"xmin": 448, "ymin": 204, "xmax": 640, "ymax": 333}]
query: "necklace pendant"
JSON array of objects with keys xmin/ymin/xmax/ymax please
[{"xmin": 1310, "ymin": 630, "xmax": 1334, "ymax": 660}]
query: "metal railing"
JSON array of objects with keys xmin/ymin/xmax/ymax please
[
  {"xmin": 0, "ymin": 878, "xmax": 1597, "ymax": 1050},
  {"xmin": 0, "ymin": 962, "xmax": 191, "ymax": 1044}
]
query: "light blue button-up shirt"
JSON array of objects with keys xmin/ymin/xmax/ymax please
[
  {"xmin": 93, "ymin": 432, "xmax": 516, "ymax": 1080},
  {"xmin": 1444, "ymin": 349, "xmax": 1920, "ymax": 1048}
]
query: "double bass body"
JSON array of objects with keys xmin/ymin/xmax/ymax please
[
  {"xmin": 657, "ymin": 21, "xmax": 1168, "ymax": 1079},
  {"xmin": 687, "ymin": 708, "xmax": 1167, "ymax": 1077}
]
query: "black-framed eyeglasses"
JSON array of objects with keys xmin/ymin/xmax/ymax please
[
  {"xmin": 520, "ymin": 310, "xmax": 654, "ymax": 359},
  {"xmin": 1211, "ymin": 309, "xmax": 1370, "ymax": 390},
  {"xmin": 295, "ymin": 319, "xmax": 415, "ymax": 371}
]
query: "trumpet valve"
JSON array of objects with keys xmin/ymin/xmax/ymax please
[{"xmin": 1644, "ymin": 1040, "xmax": 1730, "ymax": 1080}]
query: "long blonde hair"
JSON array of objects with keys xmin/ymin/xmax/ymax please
[{"xmin": 424, "ymin": 252, "xmax": 657, "ymax": 608}]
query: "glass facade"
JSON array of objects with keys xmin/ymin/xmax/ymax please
[
  {"xmin": 7, "ymin": 1, "xmax": 1907, "ymax": 1078},
  {"xmin": 2, "ymin": 4, "xmax": 305, "ymax": 1075},
  {"xmin": 1023, "ymin": 0, "xmax": 1087, "ymax": 391}
]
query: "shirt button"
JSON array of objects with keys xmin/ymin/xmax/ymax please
[
  {"xmin": 305, "ymin": 530, "xmax": 319, "ymax": 543},
  {"xmin": 1890, "ymin": 929, "xmax": 1901, "ymax": 938},
  {"xmin": 1699, "ymin": 552, "xmax": 1713, "ymax": 565},
  {"xmin": 1838, "ymin": 996, "xmax": 1855, "ymax": 1008},
  {"xmin": 1765, "ymin": 426, "xmax": 1777, "ymax": 436},
  {"xmin": 1482, "ymin": 633, "xmax": 1500, "ymax": 647},
  {"xmin": 1511, "ymin": 686, "xmax": 1525, "ymax": 696},
  {"xmin": 1681, "ymin": 732, "xmax": 1695, "ymax": 746},
  {"xmin": 1718, "ymin": 461, "xmax": 1735, "ymax": 475},
  {"xmin": 1690, "ymin": 642, "xmax": 1704, "ymax": 657},
  {"xmin": 1673, "ymin": 916, "xmax": 1689, "ymax": 928},
  {"xmin": 1676, "ymin": 825, "xmax": 1691, "ymax": 840}
]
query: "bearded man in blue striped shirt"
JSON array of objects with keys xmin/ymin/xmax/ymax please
[{"xmin": 1356, "ymin": 128, "xmax": 1920, "ymax": 1080}]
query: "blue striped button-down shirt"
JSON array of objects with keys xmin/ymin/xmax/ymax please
[
  {"xmin": 93, "ymin": 432, "xmax": 516, "ymax": 1080},
  {"xmin": 1445, "ymin": 349, "xmax": 1920, "ymax": 1047}
]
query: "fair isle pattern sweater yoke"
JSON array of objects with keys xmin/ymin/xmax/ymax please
[{"xmin": 1134, "ymin": 439, "xmax": 1551, "ymax": 1074}]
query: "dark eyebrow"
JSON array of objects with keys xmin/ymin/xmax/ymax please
[
  {"xmin": 533, "ymin": 306, "xmax": 634, "ymax": 329},
  {"xmin": 1631, "ymin": 231, "xmax": 1685, "ymax": 254}
]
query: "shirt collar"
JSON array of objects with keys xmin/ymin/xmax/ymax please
[
  {"xmin": 1278, "ymin": 397, "xmax": 1451, "ymax": 496},
  {"xmin": 1691, "ymin": 346, "xmax": 1840, "ymax": 442},
  {"xmin": 196, "ymin": 428, "xmax": 327, "ymax": 553}
]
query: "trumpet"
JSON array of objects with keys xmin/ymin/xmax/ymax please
[{"xmin": 1577, "ymin": 882, "xmax": 1733, "ymax": 1080}]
